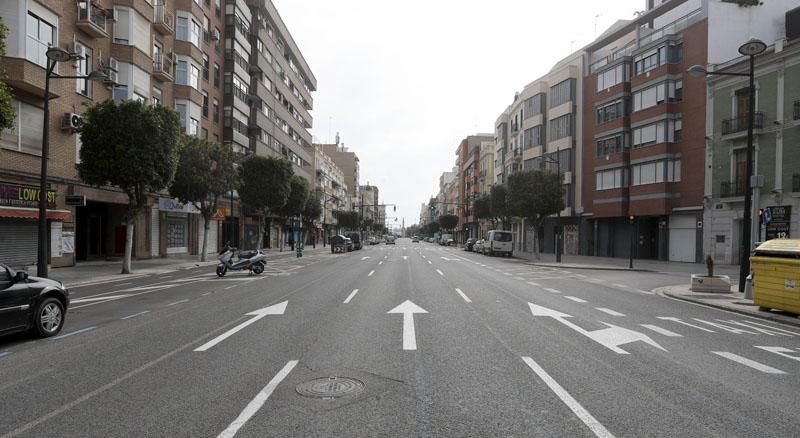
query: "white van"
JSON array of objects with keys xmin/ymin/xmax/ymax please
[{"xmin": 486, "ymin": 230, "xmax": 513, "ymax": 257}]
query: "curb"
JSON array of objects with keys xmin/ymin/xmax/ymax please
[
  {"xmin": 658, "ymin": 286, "xmax": 800, "ymax": 328},
  {"xmin": 524, "ymin": 262, "xmax": 654, "ymax": 273}
]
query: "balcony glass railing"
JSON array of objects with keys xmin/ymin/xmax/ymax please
[
  {"xmin": 153, "ymin": 53, "xmax": 172, "ymax": 76},
  {"xmin": 77, "ymin": 2, "xmax": 108, "ymax": 32},
  {"xmin": 154, "ymin": 5, "xmax": 174, "ymax": 32},
  {"xmin": 721, "ymin": 112, "xmax": 764, "ymax": 135},
  {"xmin": 638, "ymin": 9, "xmax": 702, "ymax": 47}
]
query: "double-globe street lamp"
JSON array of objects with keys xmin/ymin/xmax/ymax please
[
  {"xmin": 37, "ymin": 47, "xmax": 107, "ymax": 278},
  {"xmin": 687, "ymin": 37, "xmax": 767, "ymax": 292}
]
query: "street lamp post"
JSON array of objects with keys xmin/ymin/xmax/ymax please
[
  {"xmin": 688, "ymin": 37, "xmax": 766, "ymax": 292},
  {"xmin": 37, "ymin": 47, "xmax": 106, "ymax": 278}
]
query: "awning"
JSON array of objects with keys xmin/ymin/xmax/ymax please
[{"xmin": 0, "ymin": 206, "xmax": 72, "ymax": 221}]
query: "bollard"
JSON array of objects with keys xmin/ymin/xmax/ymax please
[{"xmin": 744, "ymin": 273, "xmax": 753, "ymax": 299}]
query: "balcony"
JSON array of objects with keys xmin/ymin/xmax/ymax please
[
  {"xmin": 76, "ymin": 2, "xmax": 110, "ymax": 38},
  {"xmin": 721, "ymin": 112, "xmax": 764, "ymax": 136},
  {"xmin": 720, "ymin": 180, "xmax": 746, "ymax": 198},
  {"xmin": 794, "ymin": 100, "xmax": 799, "ymax": 121},
  {"xmin": 153, "ymin": 4, "xmax": 174, "ymax": 35},
  {"xmin": 152, "ymin": 53, "xmax": 173, "ymax": 82},
  {"xmin": 793, "ymin": 174, "xmax": 800, "ymax": 192}
]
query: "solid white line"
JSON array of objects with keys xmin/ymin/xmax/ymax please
[
  {"xmin": 344, "ymin": 289, "xmax": 359, "ymax": 304},
  {"xmin": 224, "ymin": 285, "xmax": 237, "ymax": 290},
  {"xmin": 368, "ymin": 270, "xmax": 375, "ymax": 277},
  {"xmin": 712, "ymin": 351, "xmax": 787, "ymax": 374},
  {"xmin": 167, "ymin": 299, "xmax": 189, "ymax": 306},
  {"xmin": 455, "ymin": 288, "xmax": 471, "ymax": 303},
  {"xmin": 217, "ymin": 360, "xmax": 298, "ymax": 438},
  {"xmin": 596, "ymin": 308, "xmax": 626, "ymax": 317},
  {"xmin": 612, "ymin": 284, "xmax": 629, "ymax": 289},
  {"xmin": 528, "ymin": 282, "xmax": 541, "ymax": 287},
  {"xmin": 522, "ymin": 356, "xmax": 615, "ymax": 438},
  {"xmin": 120, "ymin": 311, "xmax": 150, "ymax": 320},
  {"xmin": 436, "ymin": 269, "xmax": 444, "ymax": 277},
  {"xmin": 657, "ymin": 317, "xmax": 716, "ymax": 333},
  {"xmin": 640, "ymin": 324, "xmax": 683, "ymax": 337},
  {"xmin": 544, "ymin": 288, "xmax": 561, "ymax": 294},
  {"xmin": 70, "ymin": 295, "xmax": 130, "ymax": 304},
  {"xmin": 201, "ymin": 292, "xmax": 211, "ymax": 296},
  {"xmin": 564, "ymin": 296, "xmax": 587, "ymax": 303},
  {"xmin": 514, "ymin": 277, "xmax": 525, "ymax": 281},
  {"xmin": 51, "ymin": 326, "xmax": 96, "ymax": 340}
]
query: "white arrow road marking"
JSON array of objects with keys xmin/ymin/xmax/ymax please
[
  {"xmin": 70, "ymin": 295, "xmax": 131, "ymax": 304},
  {"xmin": 712, "ymin": 351, "xmax": 787, "ymax": 374},
  {"xmin": 218, "ymin": 360, "xmax": 298, "ymax": 438},
  {"xmin": 596, "ymin": 308, "xmax": 625, "ymax": 317},
  {"xmin": 528, "ymin": 302, "xmax": 666, "ymax": 354},
  {"xmin": 195, "ymin": 301, "xmax": 288, "ymax": 352},
  {"xmin": 343, "ymin": 289, "xmax": 359, "ymax": 304},
  {"xmin": 388, "ymin": 300, "xmax": 428, "ymax": 350},
  {"xmin": 755, "ymin": 346, "xmax": 800, "ymax": 362},
  {"xmin": 640, "ymin": 324, "xmax": 683, "ymax": 337},
  {"xmin": 455, "ymin": 288, "xmax": 472, "ymax": 303},
  {"xmin": 657, "ymin": 317, "xmax": 716, "ymax": 333},
  {"xmin": 522, "ymin": 356, "xmax": 615, "ymax": 438}
]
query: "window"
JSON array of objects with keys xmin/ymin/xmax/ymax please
[
  {"xmin": 213, "ymin": 98, "xmax": 220, "ymax": 123},
  {"xmin": 176, "ymin": 15, "xmax": 201, "ymax": 47},
  {"xmin": 550, "ymin": 79, "xmax": 573, "ymax": 108},
  {"xmin": 549, "ymin": 114, "xmax": 572, "ymax": 141},
  {"xmin": 113, "ymin": 85, "xmax": 128, "ymax": 102},
  {"xmin": 113, "ymin": 8, "xmax": 149, "ymax": 52},
  {"xmin": 202, "ymin": 54, "xmax": 209, "ymax": 80},
  {"xmin": 175, "ymin": 103, "xmax": 187, "ymax": 128},
  {"xmin": 176, "ymin": 60, "xmax": 188, "ymax": 85},
  {"xmin": 632, "ymin": 118, "xmax": 681, "ymax": 148},
  {"xmin": 75, "ymin": 44, "xmax": 93, "ymax": 96},
  {"xmin": 634, "ymin": 43, "xmax": 682, "ymax": 75},
  {"xmin": 596, "ymin": 99, "xmax": 626, "ymax": 124},
  {"xmin": 225, "ymin": 73, "xmax": 248, "ymax": 102},
  {"xmin": 152, "ymin": 87, "xmax": 162, "ymax": 106},
  {"xmin": 27, "ymin": 12, "xmax": 56, "ymax": 68},
  {"xmin": 201, "ymin": 127, "xmax": 208, "ymax": 139},
  {"xmin": 189, "ymin": 118, "xmax": 199, "ymax": 136},
  {"xmin": 523, "ymin": 125, "xmax": 544, "ymax": 149},
  {"xmin": 631, "ymin": 159, "xmax": 681, "ymax": 186},
  {"xmin": 202, "ymin": 91, "xmax": 209, "ymax": 118},
  {"xmin": 189, "ymin": 64, "xmax": 200, "ymax": 89},
  {"xmin": 596, "ymin": 64, "xmax": 627, "ymax": 92},
  {"xmin": 213, "ymin": 63, "xmax": 220, "ymax": 88},
  {"xmin": 523, "ymin": 94, "xmax": 544, "ymax": 119},
  {"xmin": 595, "ymin": 134, "xmax": 625, "ymax": 157},
  {"xmin": 595, "ymin": 168, "xmax": 626, "ymax": 190},
  {"xmin": 1, "ymin": 99, "xmax": 44, "ymax": 155},
  {"xmin": 633, "ymin": 80, "xmax": 682, "ymax": 112},
  {"xmin": 167, "ymin": 219, "xmax": 187, "ymax": 250}
]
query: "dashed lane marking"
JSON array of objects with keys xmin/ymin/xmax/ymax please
[
  {"xmin": 455, "ymin": 288, "xmax": 472, "ymax": 303},
  {"xmin": 544, "ymin": 288, "xmax": 561, "ymax": 294},
  {"xmin": 564, "ymin": 296, "xmax": 587, "ymax": 303},
  {"xmin": 596, "ymin": 308, "xmax": 626, "ymax": 317},
  {"xmin": 344, "ymin": 289, "xmax": 359, "ymax": 304},
  {"xmin": 712, "ymin": 351, "xmax": 787, "ymax": 374},
  {"xmin": 167, "ymin": 299, "xmax": 190, "ymax": 306},
  {"xmin": 640, "ymin": 324, "xmax": 683, "ymax": 337},
  {"xmin": 120, "ymin": 311, "xmax": 150, "ymax": 320}
]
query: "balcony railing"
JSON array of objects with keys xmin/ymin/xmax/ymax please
[
  {"xmin": 721, "ymin": 112, "xmax": 764, "ymax": 135},
  {"xmin": 76, "ymin": 2, "xmax": 109, "ymax": 38},
  {"xmin": 152, "ymin": 53, "xmax": 173, "ymax": 81},
  {"xmin": 793, "ymin": 174, "xmax": 800, "ymax": 192},
  {"xmin": 721, "ymin": 180, "xmax": 746, "ymax": 198},
  {"xmin": 154, "ymin": 4, "xmax": 174, "ymax": 35},
  {"xmin": 638, "ymin": 8, "xmax": 702, "ymax": 47},
  {"xmin": 794, "ymin": 100, "xmax": 799, "ymax": 121},
  {"xmin": 225, "ymin": 50, "xmax": 250, "ymax": 72}
]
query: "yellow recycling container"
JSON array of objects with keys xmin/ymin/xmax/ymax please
[{"xmin": 750, "ymin": 239, "xmax": 800, "ymax": 314}]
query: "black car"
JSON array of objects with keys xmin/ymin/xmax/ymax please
[
  {"xmin": 464, "ymin": 238, "xmax": 475, "ymax": 251},
  {"xmin": 345, "ymin": 232, "xmax": 363, "ymax": 250},
  {"xmin": 0, "ymin": 263, "xmax": 70, "ymax": 338}
]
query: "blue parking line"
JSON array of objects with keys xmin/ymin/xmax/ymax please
[
  {"xmin": 121, "ymin": 310, "xmax": 151, "ymax": 320},
  {"xmin": 51, "ymin": 326, "xmax": 96, "ymax": 341},
  {"xmin": 0, "ymin": 352, "xmax": 10, "ymax": 358}
]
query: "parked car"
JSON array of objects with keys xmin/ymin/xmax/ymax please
[
  {"xmin": 345, "ymin": 232, "xmax": 362, "ymax": 250},
  {"xmin": 368, "ymin": 237, "xmax": 379, "ymax": 245},
  {"xmin": 464, "ymin": 238, "xmax": 475, "ymax": 251},
  {"xmin": 0, "ymin": 263, "xmax": 70, "ymax": 338},
  {"xmin": 344, "ymin": 237, "xmax": 354, "ymax": 252},
  {"xmin": 385, "ymin": 236, "xmax": 396, "ymax": 245},
  {"xmin": 412, "ymin": 236, "xmax": 419, "ymax": 243},
  {"xmin": 473, "ymin": 239, "xmax": 486, "ymax": 254},
  {"xmin": 486, "ymin": 230, "xmax": 513, "ymax": 257}
]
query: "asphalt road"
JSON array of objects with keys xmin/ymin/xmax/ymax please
[{"xmin": 1, "ymin": 238, "xmax": 799, "ymax": 437}]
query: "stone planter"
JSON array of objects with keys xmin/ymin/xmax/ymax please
[{"xmin": 690, "ymin": 275, "xmax": 732, "ymax": 293}]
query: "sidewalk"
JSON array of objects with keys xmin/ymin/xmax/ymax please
[
  {"xmin": 50, "ymin": 245, "xmax": 331, "ymax": 288},
  {"xmin": 657, "ymin": 284, "xmax": 800, "ymax": 328},
  {"xmin": 514, "ymin": 252, "xmax": 740, "ymax": 277}
]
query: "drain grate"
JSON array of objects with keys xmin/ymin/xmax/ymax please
[{"xmin": 296, "ymin": 376, "xmax": 365, "ymax": 399}]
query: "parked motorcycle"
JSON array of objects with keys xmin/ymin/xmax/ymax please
[{"xmin": 216, "ymin": 244, "xmax": 267, "ymax": 277}]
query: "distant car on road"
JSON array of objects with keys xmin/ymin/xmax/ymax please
[
  {"xmin": 345, "ymin": 232, "xmax": 362, "ymax": 250},
  {"xmin": 385, "ymin": 236, "xmax": 396, "ymax": 245},
  {"xmin": 473, "ymin": 239, "xmax": 486, "ymax": 254},
  {"xmin": 411, "ymin": 236, "xmax": 419, "ymax": 243},
  {"xmin": 464, "ymin": 238, "xmax": 475, "ymax": 251},
  {"xmin": 0, "ymin": 263, "xmax": 70, "ymax": 338}
]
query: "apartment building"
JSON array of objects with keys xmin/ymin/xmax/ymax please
[
  {"xmin": 321, "ymin": 141, "xmax": 360, "ymax": 201},
  {"xmin": 0, "ymin": 0, "xmax": 314, "ymax": 268},
  {"xmin": 313, "ymin": 144, "xmax": 347, "ymax": 242},
  {"xmin": 476, "ymin": 139, "xmax": 495, "ymax": 238},
  {"xmin": 358, "ymin": 184, "xmax": 379, "ymax": 223},
  {"xmin": 456, "ymin": 134, "xmax": 493, "ymax": 242}
]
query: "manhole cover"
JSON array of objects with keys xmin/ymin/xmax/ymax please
[{"xmin": 296, "ymin": 377, "xmax": 365, "ymax": 399}]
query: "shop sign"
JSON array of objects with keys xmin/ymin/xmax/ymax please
[
  {"xmin": 211, "ymin": 207, "xmax": 229, "ymax": 221},
  {"xmin": 158, "ymin": 198, "xmax": 199, "ymax": 214},
  {"xmin": 0, "ymin": 183, "xmax": 56, "ymax": 209},
  {"xmin": 764, "ymin": 206, "xmax": 792, "ymax": 240},
  {"xmin": 65, "ymin": 195, "xmax": 86, "ymax": 206}
]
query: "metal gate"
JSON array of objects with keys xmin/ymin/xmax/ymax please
[
  {"xmin": 150, "ymin": 208, "xmax": 159, "ymax": 257},
  {"xmin": 0, "ymin": 219, "xmax": 38, "ymax": 268}
]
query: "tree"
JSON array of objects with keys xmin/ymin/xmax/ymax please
[
  {"xmin": 238, "ymin": 155, "xmax": 293, "ymax": 250},
  {"xmin": 507, "ymin": 169, "xmax": 565, "ymax": 257},
  {"xmin": 473, "ymin": 194, "xmax": 494, "ymax": 229},
  {"xmin": 0, "ymin": 17, "xmax": 16, "ymax": 130},
  {"xmin": 169, "ymin": 138, "xmax": 237, "ymax": 261},
  {"xmin": 428, "ymin": 221, "xmax": 441, "ymax": 234},
  {"xmin": 275, "ymin": 175, "xmax": 309, "ymax": 249},
  {"xmin": 79, "ymin": 100, "xmax": 181, "ymax": 273},
  {"xmin": 301, "ymin": 189, "xmax": 323, "ymax": 246},
  {"xmin": 333, "ymin": 210, "xmax": 359, "ymax": 230},
  {"xmin": 490, "ymin": 184, "xmax": 512, "ymax": 230},
  {"xmin": 438, "ymin": 214, "xmax": 459, "ymax": 232}
]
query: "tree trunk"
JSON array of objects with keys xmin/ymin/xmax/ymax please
[
  {"xmin": 255, "ymin": 214, "xmax": 264, "ymax": 251},
  {"xmin": 279, "ymin": 220, "xmax": 284, "ymax": 252},
  {"xmin": 122, "ymin": 221, "xmax": 134, "ymax": 274},
  {"xmin": 200, "ymin": 216, "xmax": 210, "ymax": 262}
]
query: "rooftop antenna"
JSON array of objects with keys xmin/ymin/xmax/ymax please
[
  {"xmin": 594, "ymin": 13, "xmax": 602, "ymax": 38},
  {"xmin": 335, "ymin": 131, "xmax": 340, "ymax": 146}
]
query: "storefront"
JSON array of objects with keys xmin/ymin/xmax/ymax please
[
  {"xmin": 0, "ymin": 182, "xmax": 71, "ymax": 269},
  {"xmin": 158, "ymin": 198, "xmax": 199, "ymax": 256}
]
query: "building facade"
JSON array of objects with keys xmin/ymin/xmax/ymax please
[
  {"xmin": 313, "ymin": 144, "xmax": 346, "ymax": 243},
  {"xmin": 457, "ymin": 134, "xmax": 493, "ymax": 243}
]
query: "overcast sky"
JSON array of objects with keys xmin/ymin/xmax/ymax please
[{"xmin": 272, "ymin": 0, "xmax": 644, "ymax": 228}]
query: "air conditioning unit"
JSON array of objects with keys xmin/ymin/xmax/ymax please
[
  {"xmin": 61, "ymin": 112, "xmax": 83, "ymax": 132},
  {"xmin": 211, "ymin": 29, "xmax": 220, "ymax": 41},
  {"xmin": 69, "ymin": 42, "xmax": 86, "ymax": 67},
  {"xmin": 107, "ymin": 57, "xmax": 119, "ymax": 72}
]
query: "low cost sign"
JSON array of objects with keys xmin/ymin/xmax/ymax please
[{"xmin": 0, "ymin": 183, "xmax": 56, "ymax": 209}]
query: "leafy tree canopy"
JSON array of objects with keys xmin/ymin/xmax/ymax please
[
  {"xmin": 507, "ymin": 169, "xmax": 564, "ymax": 222},
  {"xmin": 303, "ymin": 189, "xmax": 323, "ymax": 221},
  {"xmin": 333, "ymin": 210, "xmax": 360, "ymax": 230},
  {"xmin": 238, "ymin": 155, "xmax": 293, "ymax": 214},
  {"xmin": 170, "ymin": 137, "xmax": 237, "ymax": 220},
  {"xmin": 0, "ymin": 17, "xmax": 14, "ymax": 130},
  {"xmin": 277, "ymin": 174, "xmax": 310, "ymax": 218},
  {"xmin": 438, "ymin": 214, "xmax": 459, "ymax": 231}
]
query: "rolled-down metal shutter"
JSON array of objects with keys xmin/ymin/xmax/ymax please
[{"xmin": 0, "ymin": 219, "xmax": 38, "ymax": 268}]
